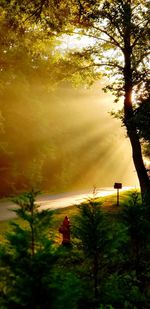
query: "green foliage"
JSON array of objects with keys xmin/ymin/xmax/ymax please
[
  {"xmin": 119, "ymin": 191, "xmax": 150, "ymax": 306},
  {"xmin": 74, "ymin": 198, "xmax": 111, "ymax": 258},
  {"xmin": 121, "ymin": 191, "xmax": 150, "ymax": 254},
  {"xmin": 103, "ymin": 272, "xmax": 147, "ymax": 309},
  {"xmin": 71, "ymin": 194, "xmax": 150, "ymax": 308},
  {"xmin": 1, "ymin": 0, "xmax": 149, "ymax": 196},
  {"xmin": 142, "ymin": 142, "xmax": 150, "ymax": 160},
  {"xmin": 73, "ymin": 198, "xmax": 123, "ymax": 308},
  {"xmin": 0, "ymin": 190, "xmax": 58, "ymax": 308},
  {"xmin": 134, "ymin": 98, "xmax": 150, "ymax": 142},
  {"xmin": 2, "ymin": 0, "xmax": 149, "ymax": 102},
  {"xmin": 52, "ymin": 269, "xmax": 82, "ymax": 309},
  {"xmin": 134, "ymin": 97, "xmax": 150, "ymax": 161},
  {"xmin": 1, "ymin": 191, "xmax": 150, "ymax": 308}
]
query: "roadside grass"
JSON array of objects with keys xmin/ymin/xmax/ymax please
[
  {"xmin": 0, "ymin": 189, "xmax": 138, "ymax": 244},
  {"xmin": 100, "ymin": 189, "xmax": 139, "ymax": 210},
  {"xmin": 0, "ymin": 218, "xmax": 31, "ymax": 244}
]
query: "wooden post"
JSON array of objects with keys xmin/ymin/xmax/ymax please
[
  {"xmin": 117, "ymin": 188, "xmax": 119, "ymax": 206},
  {"xmin": 114, "ymin": 183, "xmax": 122, "ymax": 206}
]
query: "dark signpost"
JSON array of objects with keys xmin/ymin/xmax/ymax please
[{"xmin": 114, "ymin": 183, "xmax": 122, "ymax": 206}]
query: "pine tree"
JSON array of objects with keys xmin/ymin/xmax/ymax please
[
  {"xmin": 73, "ymin": 197, "xmax": 112, "ymax": 308},
  {"xmin": 120, "ymin": 191, "xmax": 150, "ymax": 305},
  {"xmin": 0, "ymin": 190, "xmax": 58, "ymax": 309}
]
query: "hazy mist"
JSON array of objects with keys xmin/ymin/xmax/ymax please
[{"xmin": 0, "ymin": 74, "xmax": 138, "ymax": 196}]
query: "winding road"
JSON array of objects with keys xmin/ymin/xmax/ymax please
[{"xmin": 0, "ymin": 187, "xmax": 133, "ymax": 221}]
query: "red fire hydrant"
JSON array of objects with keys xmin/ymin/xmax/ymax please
[{"xmin": 59, "ymin": 216, "xmax": 71, "ymax": 245}]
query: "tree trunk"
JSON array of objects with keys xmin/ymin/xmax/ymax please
[
  {"xmin": 127, "ymin": 125, "xmax": 150, "ymax": 195},
  {"xmin": 124, "ymin": 75, "xmax": 150, "ymax": 197},
  {"xmin": 30, "ymin": 193, "xmax": 35, "ymax": 256},
  {"xmin": 123, "ymin": 1, "xmax": 150, "ymax": 196},
  {"xmin": 93, "ymin": 253, "xmax": 99, "ymax": 309}
]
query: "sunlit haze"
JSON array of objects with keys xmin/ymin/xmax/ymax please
[{"xmin": 0, "ymin": 75, "xmax": 139, "ymax": 196}]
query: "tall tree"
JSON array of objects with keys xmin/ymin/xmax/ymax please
[
  {"xmin": 37, "ymin": 0, "xmax": 149, "ymax": 195},
  {"xmin": 1, "ymin": 0, "xmax": 150, "ymax": 195},
  {"xmin": 64, "ymin": 0, "xmax": 150, "ymax": 195}
]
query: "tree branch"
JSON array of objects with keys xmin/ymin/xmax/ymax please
[
  {"xmin": 91, "ymin": 25, "xmax": 124, "ymax": 52},
  {"xmin": 93, "ymin": 62, "xmax": 124, "ymax": 70},
  {"xmin": 131, "ymin": 20, "xmax": 149, "ymax": 48},
  {"xmin": 103, "ymin": 10, "xmax": 124, "ymax": 40},
  {"xmin": 76, "ymin": 62, "xmax": 124, "ymax": 71},
  {"xmin": 68, "ymin": 30, "xmax": 111, "ymax": 44}
]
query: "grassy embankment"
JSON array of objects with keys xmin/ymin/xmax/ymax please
[{"xmin": 0, "ymin": 190, "xmax": 136, "ymax": 244}]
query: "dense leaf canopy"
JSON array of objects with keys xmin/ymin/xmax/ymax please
[{"xmin": 0, "ymin": 0, "xmax": 150, "ymax": 194}]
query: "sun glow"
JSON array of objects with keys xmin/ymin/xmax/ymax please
[{"xmin": 47, "ymin": 84, "xmax": 139, "ymax": 190}]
